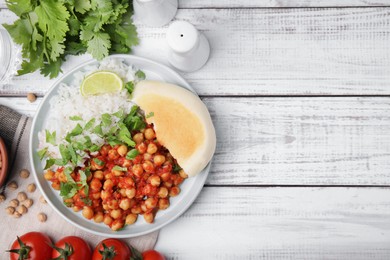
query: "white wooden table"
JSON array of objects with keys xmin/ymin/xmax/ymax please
[{"xmin": 1, "ymin": 0, "xmax": 390, "ymax": 259}]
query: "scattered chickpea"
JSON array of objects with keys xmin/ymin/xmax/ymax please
[
  {"xmin": 27, "ymin": 93, "xmax": 37, "ymax": 103},
  {"xmin": 27, "ymin": 183, "xmax": 36, "ymax": 193},
  {"xmin": 17, "ymin": 205, "xmax": 28, "ymax": 215},
  {"xmin": 6, "ymin": 206, "xmax": 15, "ymax": 215},
  {"xmin": 19, "ymin": 169, "xmax": 30, "ymax": 179},
  {"xmin": 13, "ymin": 212, "xmax": 21, "ymax": 218},
  {"xmin": 9, "ymin": 199, "xmax": 19, "ymax": 207},
  {"xmin": 39, "ymin": 195, "xmax": 47, "ymax": 204},
  {"xmin": 7, "ymin": 181, "xmax": 18, "ymax": 191},
  {"xmin": 23, "ymin": 199, "xmax": 33, "ymax": 208},
  {"xmin": 38, "ymin": 212, "xmax": 47, "ymax": 222},
  {"xmin": 17, "ymin": 192, "xmax": 27, "ymax": 202},
  {"xmin": 0, "ymin": 194, "xmax": 5, "ymax": 203}
]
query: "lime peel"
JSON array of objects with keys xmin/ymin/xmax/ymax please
[{"xmin": 80, "ymin": 71, "xmax": 123, "ymax": 96}]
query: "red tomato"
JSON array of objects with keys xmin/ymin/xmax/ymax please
[
  {"xmin": 52, "ymin": 236, "xmax": 92, "ymax": 260},
  {"xmin": 92, "ymin": 239, "xmax": 131, "ymax": 260},
  {"xmin": 142, "ymin": 250, "xmax": 166, "ymax": 260},
  {"xmin": 8, "ymin": 232, "xmax": 52, "ymax": 260}
]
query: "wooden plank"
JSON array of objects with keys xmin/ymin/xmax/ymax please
[
  {"xmin": 155, "ymin": 187, "xmax": 390, "ymax": 259},
  {"xmin": 1, "ymin": 0, "xmax": 389, "ymax": 9},
  {"xmin": 1, "ymin": 7, "xmax": 390, "ymax": 96},
  {"xmin": 2, "ymin": 96, "xmax": 390, "ymax": 185}
]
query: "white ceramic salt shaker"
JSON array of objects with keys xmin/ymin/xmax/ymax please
[
  {"xmin": 133, "ymin": 0, "xmax": 178, "ymax": 27},
  {"xmin": 166, "ymin": 21, "xmax": 210, "ymax": 72}
]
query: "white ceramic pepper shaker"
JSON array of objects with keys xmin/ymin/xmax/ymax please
[
  {"xmin": 133, "ymin": 0, "xmax": 178, "ymax": 27},
  {"xmin": 166, "ymin": 21, "xmax": 210, "ymax": 72}
]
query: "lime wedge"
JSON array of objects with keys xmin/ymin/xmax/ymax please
[{"xmin": 80, "ymin": 71, "xmax": 123, "ymax": 96}]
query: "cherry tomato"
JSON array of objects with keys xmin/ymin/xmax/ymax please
[
  {"xmin": 8, "ymin": 232, "xmax": 52, "ymax": 260},
  {"xmin": 92, "ymin": 239, "xmax": 131, "ymax": 260},
  {"xmin": 142, "ymin": 250, "xmax": 166, "ymax": 260},
  {"xmin": 52, "ymin": 236, "xmax": 92, "ymax": 260}
]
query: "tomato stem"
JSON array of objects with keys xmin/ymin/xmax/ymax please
[
  {"xmin": 6, "ymin": 236, "xmax": 31, "ymax": 260},
  {"xmin": 52, "ymin": 242, "xmax": 74, "ymax": 260},
  {"xmin": 99, "ymin": 243, "xmax": 117, "ymax": 260}
]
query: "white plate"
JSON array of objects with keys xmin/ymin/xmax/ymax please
[{"xmin": 29, "ymin": 54, "xmax": 211, "ymax": 238}]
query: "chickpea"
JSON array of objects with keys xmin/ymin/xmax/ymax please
[
  {"xmin": 110, "ymin": 209, "xmax": 122, "ymax": 219},
  {"xmin": 142, "ymin": 161, "xmax": 154, "ymax": 173},
  {"xmin": 153, "ymin": 155, "xmax": 166, "ymax": 166},
  {"xmin": 144, "ymin": 128, "xmax": 155, "ymax": 140},
  {"xmin": 58, "ymin": 172, "xmax": 67, "ymax": 183},
  {"xmin": 125, "ymin": 214, "xmax": 138, "ymax": 225},
  {"xmin": 158, "ymin": 198, "xmax": 170, "ymax": 210},
  {"xmin": 122, "ymin": 159, "xmax": 132, "ymax": 167},
  {"xmin": 82, "ymin": 206, "xmax": 94, "ymax": 219},
  {"xmin": 52, "ymin": 181, "xmax": 61, "ymax": 190},
  {"xmin": 107, "ymin": 200, "xmax": 119, "ymax": 210},
  {"xmin": 132, "ymin": 164, "xmax": 143, "ymax": 177},
  {"xmin": 27, "ymin": 183, "xmax": 36, "ymax": 193},
  {"xmin": 145, "ymin": 197, "xmax": 158, "ymax": 209},
  {"xmin": 17, "ymin": 192, "xmax": 27, "ymax": 202},
  {"xmin": 179, "ymin": 169, "xmax": 188, "ymax": 179},
  {"xmin": 99, "ymin": 145, "xmax": 110, "ymax": 156},
  {"xmin": 133, "ymin": 133, "xmax": 144, "ymax": 144},
  {"xmin": 0, "ymin": 194, "xmax": 5, "ymax": 203},
  {"xmin": 161, "ymin": 172, "xmax": 171, "ymax": 182},
  {"xmin": 111, "ymin": 220, "xmax": 124, "ymax": 231},
  {"xmin": 173, "ymin": 176, "xmax": 184, "ymax": 186},
  {"xmin": 27, "ymin": 92, "xmax": 37, "ymax": 102},
  {"xmin": 73, "ymin": 206, "xmax": 82, "ymax": 212},
  {"xmin": 170, "ymin": 186, "xmax": 181, "ymax": 197},
  {"xmin": 14, "ymin": 212, "xmax": 22, "ymax": 218},
  {"xmin": 6, "ymin": 206, "xmax": 15, "ymax": 215},
  {"xmin": 103, "ymin": 214, "xmax": 113, "ymax": 225},
  {"xmin": 108, "ymin": 149, "xmax": 120, "ymax": 160},
  {"xmin": 44, "ymin": 170, "xmax": 54, "ymax": 180},
  {"xmin": 103, "ymin": 204, "xmax": 109, "ymax": 211},
  {"xmin": 90, "ymin": 178, "xmax": 102, "ymax": 191},
  {"xmin": 93, "ymin": 170, "xmax": 104, "ymax": 180},
  {"xmin": 94, "ymin": 212, "xmax": 104, "ymax": 223},
  {"xmin": 7, "ymin": 181, "xmax": 18, "ymax": 191},
  {"xmin": 119, "ymin": 189, "xmax": 127, "ymax": 197},
  {"xmin": 103, "ymin": 179, "xmax": 114, "ymax": 190},
  {"xmin": 131, "ymin": 205, "xmax": 142, "ymax": 214},
  {"xmin": 148, "ymin": 175, "xmax": 161, "ymax": 187},
  {"xmin": 39, "ymin": 196, "xmax": 47, "ymax": 204},
  {"xmin": 9, "ymin": 199, "xmax": 19, "ymax": 207},
  {"xmin": 124, "ymin": 177, "xmax": 134, "ymax": 186},
  {"xmin": 125, "ymin": 188, "xmax": 136, "ymax": 199},
  {"xmin": 117, "ymin": 145, "xmax": 128, "ymax": 157},
  {"xmin": 17, "ymin": 205, "xmax": 28, "ymax": 215},
  {"xmin": 137, "ymin": 143, "xmax": 147, "ymax": 154},
  {"xmin": 164, "ymin": 181, "xmax": 173, "ymax": 188},
  {"xmin": 119, "ymin": 198, "xmax": 131, "ymax": 210},
  {"xmin": 112, "ymin": 169, "xmax": 124, "ymax": 177},
  {"xmin": 141, "ymin": 203, "xmax": 148, "ymax": 212},
  {"xmin": 144, "ymin": 212, "xmax": 154, "ymax": 223},
  {"xmin": 158, "ymin": 187, "xmax": 169, "ymax": 198},
  {"xmin": 19, "ymin": 169, "xmax": 30, "ymax": 179},
  {"xmin": 143, "ymin": 153, "xmax": 152, "ymax": 161},
  {"xmin": 147, "ymin": 143, "xmax": 158, "ymax": 155},
  {"xmin": 23, "ymin": 199, "xmax": 33, "ymax": 208},
  {"xmin": 38, "ymin": 212, "xmax": 47, "ymax": 222},
  {"xmin": 101, "ymin": 190, "xmax": 110, "ymax": 200}
]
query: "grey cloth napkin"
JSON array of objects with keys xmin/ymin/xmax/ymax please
[{"xmin": 0, "ymin": 105, "xmax": 158, "ymax": 257}]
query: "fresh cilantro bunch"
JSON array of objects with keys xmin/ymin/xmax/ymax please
[{"xmin": 3, "ymin": 0, "xmax": 139, "ymax": 78}]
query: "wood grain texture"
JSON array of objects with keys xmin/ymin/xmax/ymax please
[
  {"xmin": 1, "ymin": 0, "xmax": 389, "ymax": 9},
  {"xmin": 2, "ymin": 96, "xmax": 390, "ymax": 185},
  {"xmin": 155, "ymin": 187, "xmax": 390, "ymax": 259},
  {"xmin": 1, "ymin": 7, "xmax": 390, "ymax": 96}
]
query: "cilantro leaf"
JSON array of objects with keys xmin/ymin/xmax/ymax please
[
  {"xmin": 146, "ymin": 112, "xmax": 154, "ymax": 119},
  {"xmin": 84, "ymin": 118, "xmax": 96, "ymax": 130},
  {"xmin": 93, "ymin": 158, "xmax": 105, "ymax": 167},
  {"xmin": 45, "ymin": 130, "xmax": 57, "ymax": 145},
  {"xmin": 37, "ymin": 147, "xmax": 48, "ymax": 160},
  {"xmin": 112, "ymin": 165, "xmax": 127, "ymax": 171},
  {"xmin": 135, "ymin": 70, "xmax": 145, "ymax": 80},
  {"xmin": 87, "ymin": 31, "xmax": 111, "ymax": 60},
  {"xmin": 124, "ymin": 81, "xmax": 134, "ymax": 95},
  {"xmin": 5, "ymin": 0, "xmax": 33, "ymax": 16},
  {"xmin": 126, "ymin": 149, "xmax": 139, "ymax": 160},
  {"xmin": 70, "ymin": 115, "xmax": 83, "ymax": 121},
  {"xmin": 44, "ymin": 158, "xmax": 55, "ymax": 170}
]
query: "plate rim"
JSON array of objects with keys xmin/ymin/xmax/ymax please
[{"xmin": 29, "ymin": 54, "xmax": 211, "ymax": 238}]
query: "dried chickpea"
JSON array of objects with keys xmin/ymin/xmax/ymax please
[
  {"xmin": 144, "ymin": 128, "xmax": 155, "ymax": 140},
  {"xmin": 144, "ymin": 212, "xmax": 154, "ymax": 223},
  {"xmin": 17, "ymin": 205, "xmax": 28, "ymax": 215},
  {"xmin": 19, "ymin": 169, "xmax": 30, "ymax": 179},
  {"xmin": 0, "ymin": 194, "xmax": 5, "ymax": 203},
  {"xmin": 27, "ymin": 183, "xmax": 36, "ymax": 193},
  {"xmin": 38, "ymin": 212, "xmax": 47, "ymax": 222},
  {"xmin": 23, "ymin": 199, "xmax": 33, "ymax": 208},
  {"xmin": 7, "ymin": 181, "xmax": 18, "ymax": 191},
  {"xmin": 117, "ymin": 145, "xmax": 128, "ymax": 157},
  {"xmin": 17, "ymin": 192, "xmax": 27, "ymax": 202},
  {"xmin": 9, "ymin": 199, "xmax": 19, "ymax": 207},
  {"xmin": 94, "ymin": 212, "xmax": 104, "ymax": 223},
  {"xmin": 125, "ymin": 214, "xmax": 138, "ymax": 225},
  {"xmin": 6, "ymin": 206, "xmax": 15, "ymax": 215},
  {"xmin": 39, "ymin": 195, "xmax": 47, "ymax": 204},
  {"xmin": 133, "ymin": 133, "xmax": 144, "ymax": 144},
  {"xmin": 169, "ymin": 186, "xmax": 181, "ymax": 197},
  {"xmin": 82, "ymin": 206, "xmax": 94, "ymax": 219},
  {"xmin": 147, "ymin": 143, "xmax": 158, "ymax": 155},
  {"xmin": 27, "ymin": 93, "xmax": 37, "ymax": 103},
  {"xmin": 14, "ymin": 212, "xmax": 22, "ymax": 218}
]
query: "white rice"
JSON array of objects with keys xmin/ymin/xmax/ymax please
[{"xmin": 38, "ymin": 58, "xmax": 137, "ymax": 163}]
